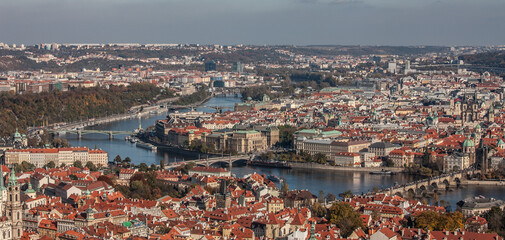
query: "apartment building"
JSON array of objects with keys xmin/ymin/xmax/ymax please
[
  {"xmin": 295, "ymin": 137, "xmax": 370, "ymax": 159},
  {"xmin": 5, "ymin": 147, "xmax": 108, "ymax": 167},
  {"xmin": 202, "ymin": 128, "xmax": 277, "ymax": 154},
  {"xmin": 334, "ymin": 152, "xmax": 361, "ymax": 166}
]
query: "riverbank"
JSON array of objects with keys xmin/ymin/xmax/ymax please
[
  {"xmin": 462, "ymin": 180, "xmax": 505, "ymax": 186},
  {"xmin": 289, "ymin": 162, "xmax": 404, "ymax": 172},
  {"xmin": 140, "ymin": 136, "xmax": 221, "ymax": 160}
]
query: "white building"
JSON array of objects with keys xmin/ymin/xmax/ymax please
[{"xmin": 444, "ymin": 152, "xmax": 470, "ymax": 172}]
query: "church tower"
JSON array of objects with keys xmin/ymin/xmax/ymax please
[
  {"xmin": 6, "ymin": 169, "xmax": 22, "ymax": 240},
  {"xmin": 462, "ymin": 136, "xmax": 476, "ymax": 165},
  {"xmin": 488, "ymin": 104, "xmax": 495, "ymax": 122}
]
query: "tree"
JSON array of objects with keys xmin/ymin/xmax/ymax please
[
  {"xmin": 97, "ymin": 175, "xmax": 115, "ymax": 186},
  {"xmin": 281, "ymin": 180, "xmax": 289, "ymax": 194},
  {"xmin": 46, "ymin": 161, "xmax": 56, "ymax": 169},
  {"xmin": 114, "ymin": 155, "xmax": 122, "ymax": 165},
  {"xmin": 415, "ymin": 210, "xmax": 464, "ymax": 231},
  {"xmin": 371, "ymin": 209, "xmax": 381, "ymax": 221},
  {"xmin": 73, "ymin": 161, "xmax": 83, "ymax": 169},
  {"xmin": 150, "ymin": 164, "xmax": 158, "ymax": 171},
  {"xmin": 326, "ymin": 193, "xmax": 337, "ymax": 202},
  {"xmin": 160, "ymin": 160, "xmax": 165, "ymax": 170},
  {"xmin": 385, "ymin": 158, "xmax": 395, "ymax": 167},
  {"xmin": 17, "ymin": 161, "xmax": 35, "ymax": 172},
  {"xmin": 69, "ymin": 174, "xmax": 78, "ymax": 180},
  {"xmin": 327, "ymin": 202, "xmax": 364, "ymax": 237},
  {"xmin": 486, "ymin": 206, "xmax": 504, "ymax": 233},
  {"xmin": 339, "ymin": 190, "xmax": 353, "ymax": 199},
  {"xmin": 156, "ymin": 226, "xmax": 172, "ymax": 234},
  {"xmin": 124, "ymin": 157, "xmax": 132, "ymax": 164},
  {"xmin": 318, "ymin": 190, "xmax": 325, "ymax": 203},
  {"xmin": 314, "ymin": 153, "xmax": 327, "ymax": 164},
  {"xmin": 138, "ymin": 163, "xmax": 149, "ymax": 172},
  {"xmin": 85, "ymin": 161, "xmax": 98, "ymax": 171},
  {"xmin": 312, "ymin": 202, "xmax": 327, "ymax": 218}
]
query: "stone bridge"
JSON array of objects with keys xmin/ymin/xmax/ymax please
[
  {"xmin": 165, "ymin": 155, "xmax": 251, "ymax": 170},
  {"xmin": 369, "ymin": 170, "xmax": 475, "ymax": 198}
]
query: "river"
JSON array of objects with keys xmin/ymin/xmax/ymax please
[{"xmin": 61, "ymin": 96, "xmax": 505, "ymax": 209}]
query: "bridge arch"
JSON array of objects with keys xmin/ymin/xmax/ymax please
[
  {"xmin": 407, "ymin": 188, "xmax": 415, "ymax": 198},
  {"xmin": 442, "ymin": 179, "xmax": 450, "ymax": 189},
  {"xmin": 430, "ymin": 182, "xmax": 439, "ymax": 192},
  {"xmin": 417, "ymin": 185, "xmax": 427, "ymax": 196},
  {"xmin": 454, "ymin": 177, "xmax": 461, "ymax": 186}
]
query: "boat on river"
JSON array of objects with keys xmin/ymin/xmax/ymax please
[
  {"xmin": 136, "ymin": 141, "xmax": 157, "ymax": 151},
  {"xmin": 247, "ymin": 159, "xmax": 292, "ymax": 169},
  {"xmin": 267, "ymin": 175, "xmax": 281, "ymax": 182},
  {"xmin": 369, "ymin": 169, "xmax": 396, "ymax": 175}
]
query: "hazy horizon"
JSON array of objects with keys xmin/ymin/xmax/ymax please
[{"xmin": 1, "ymin": 0, "xmax": 504, "ymax": 46}]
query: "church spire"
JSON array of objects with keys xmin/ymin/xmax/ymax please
[{"xmin": 8, "ymin": 168, "xmax": 18, "ymax": 187}]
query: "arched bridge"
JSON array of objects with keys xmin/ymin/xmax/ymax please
[
  {"xmin": 165, "ymin": 155, "xmax": 250, "ymax": 170},
  {"xmin": 53, "ymin": 129, "xmax": 136, "ymax": 140},
  {"xmin": 368, "ymin": 170, "xmax": 475, "ymax": 198}
]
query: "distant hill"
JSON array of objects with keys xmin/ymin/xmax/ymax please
[
  {"xmin": 459, "ymin": 51, "xmax": 505, "ymax": 68},
  {"xmin": 0, "ymin": 55, "xmax": 55, "ymax": 72},
  {"xmin": 286, "ymin": 45, "xmax": 451, "ymax": 57}
]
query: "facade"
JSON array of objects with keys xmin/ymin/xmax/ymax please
[
  {"xmin": 334, "ymin": 152, "xmax": 361, "ymax": 166},
  {"xmin": 295, "ymin": 138, "xmax": 370, "ymax": 160},
  {"xmin": 188, "ymin": 166, "xmax": 231, "ymax": 177},
  {"xmin": 444, "ymin": 152, "xmax": 470, "ymax": 172},
  {"xmin": 368, "ymin": 142, "xmax": 400, "ymax": 157},
  {"xmin": 4, "ymin": 148, "xmax": 108, "ymax": 167},
  {"xmin": 165, "ymin": 126, "xmax": 211, "ymax": 146},
  {"xmin": 388, "ymin": 149, "xmax": 413, "ymax": 168},
  {"xmin": 230, "ymin": 130, "xmax": 267, "ymax": 153}
]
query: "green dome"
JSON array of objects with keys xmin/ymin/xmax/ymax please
[
  {"xmin": 498, "ymin": 139, "xmax": 505, "ymax": 146},
  {"xmin": 476, "ymin": 124, "xmax": 481, "ymax": 129},
  {"xmin": 462, "ymin": 138, "xmax": 475, "ymax": 148},
  {"xmin": 13, "ymin": 128, "xmax": 21, "ymax": 138},
  {"xmin": 24, "ymin": 183, "xmax": 35, "ymax": 194}
]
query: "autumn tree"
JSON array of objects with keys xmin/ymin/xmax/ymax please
[
  {"xmin": 414, "ymin": 210, "xmax": 464, "ymax": 231},
  {"xmin": 281, "ymin": 180, "xmax": 290, "ymax": 195},
  {"xmin": 312, "ymin": 202, "xmax": 327, "ymax": 218},
  {"xmin": 327, "ymin": 202, "xmax": 364, "ymax": 237}
]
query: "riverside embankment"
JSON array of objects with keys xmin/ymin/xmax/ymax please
[{"xmin": 289, "ymin": 162, "xmax": 404, "ymax": 172}]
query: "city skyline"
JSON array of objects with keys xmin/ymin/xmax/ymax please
[{"xmin": 0, "ymin": 0, "xmax": 504, "ymax": 46}]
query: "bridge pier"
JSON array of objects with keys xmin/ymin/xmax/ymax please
[
  {"xmin": 77, "ymin": 130, "xmax": 82, "ymax": 140},
  {"xmin": 109, "ymin": 131, "xmax": 113, "ymax": 140}
]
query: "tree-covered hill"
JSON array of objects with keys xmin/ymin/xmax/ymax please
[
  {"xmin": 0, "ymin": 83, "xmax": 173, "ymax": 136},
  {"xmin": 459, "ymin": 51, "xmax": 505, "ymax": 68}
]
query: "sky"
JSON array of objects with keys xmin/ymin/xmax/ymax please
[{"xmin": 0, "ymin": 0, "xmax": 504, "ymax": 46}]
